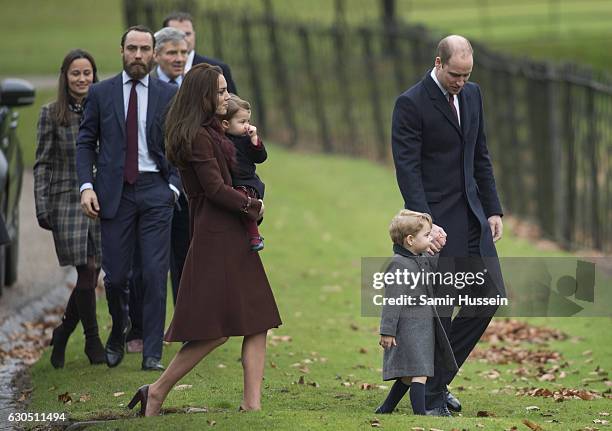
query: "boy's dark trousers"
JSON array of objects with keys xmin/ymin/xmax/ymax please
[{"xmin": 425, "ymin": 213, "xmax": 499, "ymax": 409}]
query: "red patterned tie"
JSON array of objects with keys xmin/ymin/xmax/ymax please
[
  {"xmin": 124, "ymin": 79, "xmax": 138, "ymax": 184},
  {"xmin": 448, "ymin": 93, "xmax": 458, "ymax": 122}
]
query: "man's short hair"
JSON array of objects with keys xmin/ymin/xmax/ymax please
[
  {"xmin": 121, "ymin": 25, "xmax": 156, "ymax": 49},
  {"xmin": 437, "ymin": 35, "xmax": 473, "ymax": 65},
  {"xmin": 154, "ymin": 27, "xmax": 186, "ymax": 53},
  {"xmin": 162, "ymin": 11, "xmax": 194, "ymax": 27}
]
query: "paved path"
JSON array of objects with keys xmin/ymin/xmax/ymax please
[{"xmin": 0, "ymin": 170, "xmax": 72, "ymax": 430}]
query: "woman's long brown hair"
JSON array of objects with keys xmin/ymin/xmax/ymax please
[
  {"xmin": 165, "ymin": 63, "xmax": 223, "ymax": 168},
  {"xmin": 55, "ymin": 49, "xmax": 98, "ymax": 126}
]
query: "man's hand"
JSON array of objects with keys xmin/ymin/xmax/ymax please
[
  {"xmin": 258, "ymin": 199, "xmax": 265, "ymax": 219},
  {"xmin": 379, "ymin": 335, "xmax": 397, "ymax": 349},
  {"xmin": 427, "ymin": 223, "xmax": 447, "ymax": 255},
  {"xmin": 80, "ymin": 189, "xmax": 100, "ymax": 219},
  {"xmin": 488, "ymin": 215, "xmax": 503, "ymax": 242}
]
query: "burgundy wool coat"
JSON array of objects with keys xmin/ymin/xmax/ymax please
[{"xmin": 164, "ymin": 126, "xmax": 281, "ymax": 341}]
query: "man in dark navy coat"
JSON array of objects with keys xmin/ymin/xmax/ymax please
[
  {"xmin": 391, "ymin": 35, "xmax": 505, "ymax": 415},
  {"xmin": 163, "ymin": 11, "xmax": 237, "ymax": 93},
  {"xmin": 76, "ymin": 25, "xmax": 179, "ymax": 371}
]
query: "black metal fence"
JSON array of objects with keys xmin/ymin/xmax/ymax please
[{"xmin": 125, "ymin": 1, "xmax": 611, "ymax": 253}]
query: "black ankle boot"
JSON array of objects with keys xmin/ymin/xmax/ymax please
[{"xmin": 84, "ymin": 336, "xmax": 106, "ymax": 364}]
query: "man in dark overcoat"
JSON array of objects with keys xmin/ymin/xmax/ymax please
[{"xmin": 391, "ymin": 35, "xmax": 505, "ymax": 415}]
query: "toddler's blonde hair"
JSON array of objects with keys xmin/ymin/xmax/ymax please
[{"xmin": 389, "ymin": 209, "xmax": 432, "ymax": 245}]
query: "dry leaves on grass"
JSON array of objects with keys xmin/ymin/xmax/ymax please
[
  {"xmin": 517, "ymin": 387, "xmax": 606, "ymax": 401},
  {"xmin": 1, "ymin": 307, "xmax": 63, "ymax": 366},
  {"xmin": 295, "ymin": 375, "xmax": 319, "ymax": 387},
  {"xmin": 480, "ymin": 369, "xmax": 502, "ymax": 380},
  {"xmin": 470, "ymin": 345, "xmax": 563, "ymax": 365},
  {"xmin": 267, "ymin": 331, "xmax": 292, "ymax": 347},
  {"xmin": 482, "ymin": 319, "xmax": 567, "ymax": 345},
  {"xmin": 57, "ymin": 392, "xmax": 72, "ymax": 404}
]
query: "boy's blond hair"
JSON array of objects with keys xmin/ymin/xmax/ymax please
[
  {"xmin": 389, "ymin": 209, "xmax": 432, "ymax": 245},
  {"xmin": 220, "ymin": 93, "xmax": 251, "ymax": 122}
]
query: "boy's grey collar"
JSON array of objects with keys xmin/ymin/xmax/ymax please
[{"xmin": 393, "ymin": 243, "xmax": 417, "ymax": 258}]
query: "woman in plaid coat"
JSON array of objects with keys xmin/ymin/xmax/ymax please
[{"xmin": 34, "ymin": 49, "xmax": 105, "ymax": 368}]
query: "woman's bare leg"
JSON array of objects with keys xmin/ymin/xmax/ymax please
[
  {"xmin": 145, "ymin": 337, "xmax": 228, "ymax": 416},
  {"xmin": 240, "ymin": 331, "xmax": 268, "ymax": 410}
]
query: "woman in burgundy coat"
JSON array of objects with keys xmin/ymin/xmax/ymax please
[{"xmin": 128, "ymin": 63, "xmax": 282, "ymax": 416}]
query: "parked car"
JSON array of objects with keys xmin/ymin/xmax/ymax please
[{"xmin": 0, "ymin": 78, "xmax": 35, "ymax": 295}]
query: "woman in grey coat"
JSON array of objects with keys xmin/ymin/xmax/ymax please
[
  {"xmin": 376, "ymin": 210, "xmax": 457, "ymax": 415},
  {"xmin": 34, "ymin": 49, "xmax": 104, "ymax": 368}
]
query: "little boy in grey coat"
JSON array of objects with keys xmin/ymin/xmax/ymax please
[{"xmin": 376, "ymin": 210, "xmax": 457, "ymax": 415}]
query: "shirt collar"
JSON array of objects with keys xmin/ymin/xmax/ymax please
[
  {"xmin": 122, "ymin": 70, "xmax": 149, "ymax": 87},
  {"xmin": 430, "ymin": 67, "xmax": 449, "ymax": 98},
  {"xmin": 156, "ymin": 66, "xmax": 182, "ymax": 86},
  {"xmin": 185, "ymin": 50, "xmax": 195, "ymax": 71}
]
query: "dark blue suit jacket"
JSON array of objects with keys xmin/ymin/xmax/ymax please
[
  {"xmin": 193, "ymin": 53, "xmax": 237, "ymax": 94},
  {"xmin": 76, "ymin": 73, "xmax": 179, "ymax": 219},
  {"xmin": 392, "ymin": 73, "xmax": 504, "ymax": 293}
]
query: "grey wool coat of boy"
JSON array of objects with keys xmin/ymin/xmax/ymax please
[
  {"xmin": 380, "ymin": 244, "xmax": 457, "ymax": 380},
  {"xmin": 34, "ymin": 103, "xmax": 101, "ymax": 267}
]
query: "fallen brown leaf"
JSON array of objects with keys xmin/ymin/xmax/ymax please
[
  {"xmin": 58, "ymin": 392, "xmax": 72, "ymax": 404},
  {"xmin": 522, "ymin": 419, "xmax": 543, "ymax": 431}
]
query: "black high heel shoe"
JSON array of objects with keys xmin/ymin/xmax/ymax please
[{"xmin": 127, "ymin": 385, "xmax": 149, "ymax": 416}]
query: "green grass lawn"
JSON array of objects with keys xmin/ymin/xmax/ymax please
[
  {"xmin": 1, "ymin": 0, "xmax": 611, "ymax": 78},
  {"xmin": 0, "ymin": 0, "xmax": 123, "ymax": 76},
  {"xmin": 198, "ymin": 0, "xmax": 612, "ymax": 70},
  {"xmin": 25, "ymin": 145, "xmax": 611, "ymax": 430}
]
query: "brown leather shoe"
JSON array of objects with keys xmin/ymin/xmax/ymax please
[{"xmin": 126, "ymin": 339, "xmax": 143, "ymax": 354}]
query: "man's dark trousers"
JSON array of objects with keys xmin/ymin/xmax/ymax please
[
  {"xmin": 101, "ymin": 172, "xmax": 174, "ymax": 361},
  {"xmin": 127, "ymin": 181, "xmax": 188, "ymax": 343},
  {"xmin": 425, "ymin": 212, "xmax": 499, "ymax": 408}
]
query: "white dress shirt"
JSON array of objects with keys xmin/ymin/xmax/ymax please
[
  {"xmin": 184, "ymin": 50, "xmax": 195, "ymax": 74},
  {"xmin": 156, "ymin": 66, "xmax": 183, "ymax": 87},
  {"xmin": 430, "ymin": 68, "xmax": 461, "ymax": 126}
]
